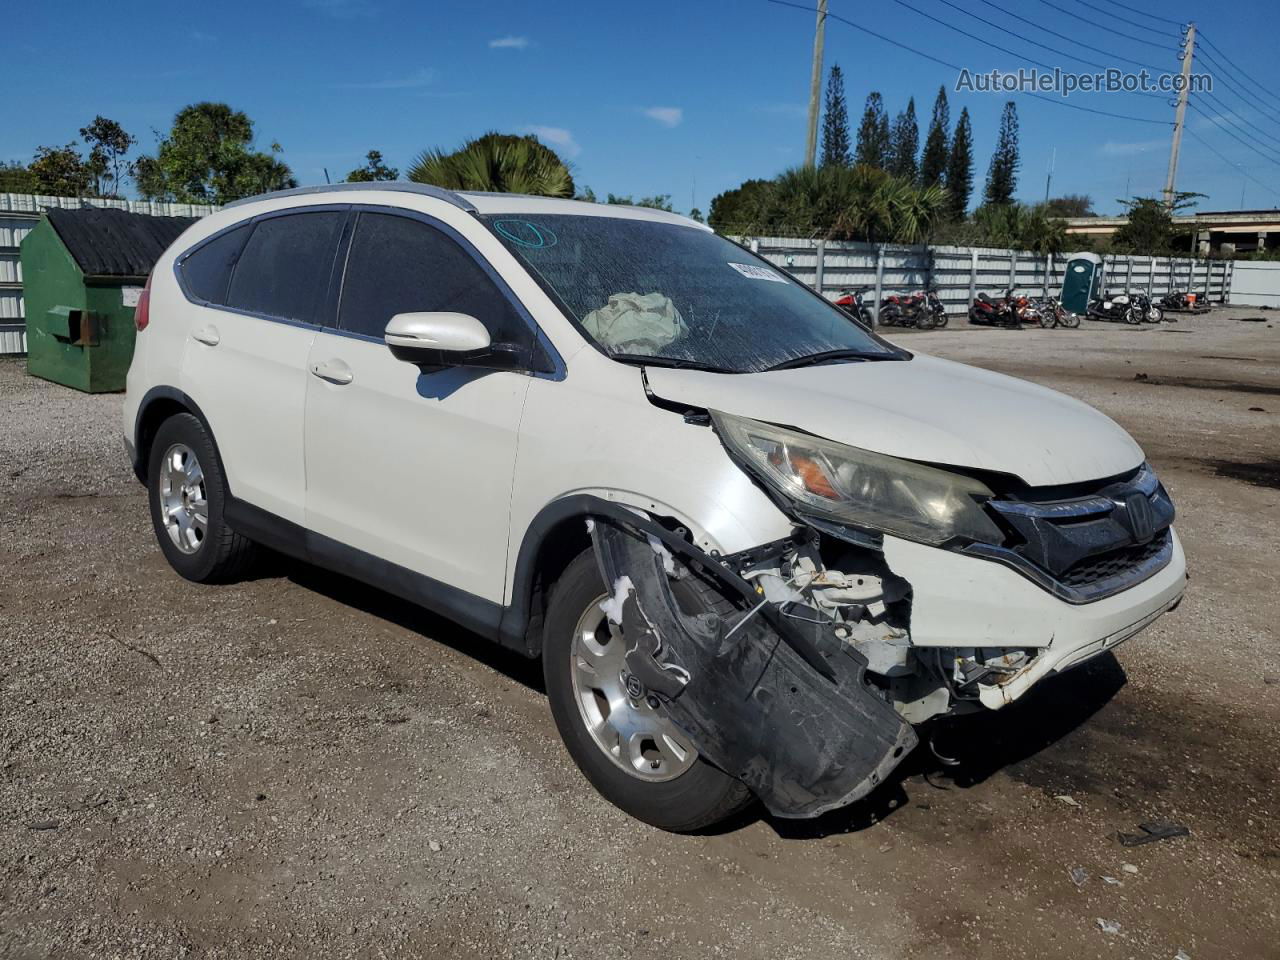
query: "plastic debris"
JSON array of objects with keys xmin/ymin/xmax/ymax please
[
  {"xmin": 1118, "ymin": 821, "xmax": 1190, "ymax": 847},
  {"xmin": 1122, "ymin": 863, "xmax": 1139, "ymax": 874},
  {"xmin": 1070, "ymin": 867, "xmax": 1089, "ymax": 887},
  {"xmin": 1174, "ymin": 951, "xmax": 1191, "ymax": 960},
  {"xmin": 1096, "ymin": 919, "xmax": 1121, "ymax": 936},
  {"xmin": 1101, "ymin": 876, "xmax": 1121, "ymax": 885},
  {"xmin": 1055, "ymin": 794, "xmax": 1081, "ymax": 807}
]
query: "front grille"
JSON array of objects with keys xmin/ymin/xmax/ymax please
[{"xmin": 1058, "ymin": 530, "xmax": 1171, "ymax": 589}]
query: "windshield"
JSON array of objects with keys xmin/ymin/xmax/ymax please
[{"xmin": 479, "ymin": 214, "xmax": 901, "ymax": 374}]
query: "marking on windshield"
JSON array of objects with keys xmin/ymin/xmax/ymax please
[
  {"xmin": 494, "ymin": 220, "xmax": 558, "ymax": 249},
  {"xmin": 728, "ymin": 262, "xmax": 787, "ymax": 283}
]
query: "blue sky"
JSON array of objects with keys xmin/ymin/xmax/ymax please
[{"xmin": 3, "ymin": 0, "xmax": 1277, "ymax": 214}]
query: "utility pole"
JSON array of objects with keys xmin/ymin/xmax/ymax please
[
  {"xmin": 1163, "ymin": 21, "xmax": 1195, "ymax": 208},
  {"xmin": 1044, "ymin": 147, "xmax": 1056, "ymax": 204},
  {"xmin": 804, "ymin": 0, "xmax": 829, "ymax": 168}
]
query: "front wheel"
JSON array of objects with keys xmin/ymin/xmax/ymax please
[
  {"xmin": 543, "ymin": 550, "xmax": 752, "ymax": 831},
  {"xmin": 1146, "ymin": 306, "xmax": 1164, "ymax": 324},
  {"xmin": 1125, "ymin": 306, "xmax": 1142, "ymax": 325}
]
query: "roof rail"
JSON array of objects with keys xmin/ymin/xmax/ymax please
[{"xmin": 224, "ymin": 181, "xmax": 476, "ymax": 212}]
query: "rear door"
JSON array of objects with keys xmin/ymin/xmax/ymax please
[
  {"xmin": 302, "ymin": 208, "xmax": 535, "ymax": 604},
  {"xmin": 178, "ymin": 207, "xmax": 347, "ymax": 524}
]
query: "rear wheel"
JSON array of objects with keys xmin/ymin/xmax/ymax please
[
  {"xmin": 147, "ymin": 413, "xmax": 257, "ymax": 583},
  {"xmin": 543, "ymin": 549, "xmax": 752, "ymax": 831}
]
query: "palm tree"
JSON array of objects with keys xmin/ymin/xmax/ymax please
[
  {"xmin": 407, "ymin": 132, "xmax": 575, "ymax": 197},
  {"xmin": 741, "ymin": 164, "xmax": 948, "ymax": 243}
]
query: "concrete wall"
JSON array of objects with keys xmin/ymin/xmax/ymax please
[{"xmin": 1227, "ymin": 260, "xmax": 1280, "ymax": 308}]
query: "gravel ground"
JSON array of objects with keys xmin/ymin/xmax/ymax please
[{"xmin": 1, "ymin": 307, "xmax": 1277, "ymax": 959}]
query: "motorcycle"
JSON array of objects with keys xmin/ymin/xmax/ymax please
[
  {"xmin": 968, "ymin": 288, "xmax": 1025, "ymax": 328},
  {"xmin": 878, "ymin": 292, "xmax": 929, "ymax": 329},
  {"xmin": 1089, "ymin": 290, "xmax": 1163, "ymax": 325},
  {"xmin": 834, "ymin": 287, "xmax": 873, "ymax": 325},
  {"xmin": 1033, "ymin": 296, "xmax": 1080, "ymax": 329},
  {"xmin": 1159, "ymin": 290, "xmax": 1206, "ymax": 314}
]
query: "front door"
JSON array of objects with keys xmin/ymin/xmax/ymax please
[{"xmin": 303, "ymin": 209, "xmax": 535, "ymax": 605}]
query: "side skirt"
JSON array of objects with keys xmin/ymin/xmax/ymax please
[{"xmin": 223, "ymin": 497, "xmax": 505, "ymax": 643}]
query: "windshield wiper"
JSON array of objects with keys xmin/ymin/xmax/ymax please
[
  {"xmin": 764, "ymin": 348, "xmax": 906, "ymax": 371},
  {"xmin": 610, "ymin": 353, "xmax": 738, "ymax": 374}
]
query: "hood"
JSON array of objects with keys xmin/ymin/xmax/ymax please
[{"xmin": 645, "ymin": 353, "xmax": 1143, "ymax": 487}]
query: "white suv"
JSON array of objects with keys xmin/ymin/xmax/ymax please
[{"xmin": 124, "ymin": 184, "xmax": 1186, "ymax": 830}]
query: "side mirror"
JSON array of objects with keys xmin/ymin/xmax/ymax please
[{"xmin": 384, "ymin": 312, "xmax": 522, "ymax": 371}]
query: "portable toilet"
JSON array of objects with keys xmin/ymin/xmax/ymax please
[
  {"xmin": 21, "ymin": 208, "xmax": 194, "ymax": 392},
  {"xmin": 1060, "ymin": 252, "xmax": 1102, "ymax": 316}
]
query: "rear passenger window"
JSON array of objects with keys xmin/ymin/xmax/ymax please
[
  {"xmin": 226, "ymin": 211, "xmax": 345, "ymax": 324},
  {"xmin": 338, "ymin": 212, "xmax": 530, "ymax": 348},
  {"xmin": 180, "ymin": 224, "xmax": 249, "ymax": 305}
]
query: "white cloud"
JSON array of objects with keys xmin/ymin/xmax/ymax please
[
  {"xmin": 1099, "ymin": 139, "xmax": 1165, "ymax": 156},
  {"xmin": 333, "ymin": 68, "xmax": 435, "ymax": 90},
  {"xmin": 489, "ymin": 35, "xmax": 530, "ymax": 49},
  {"xmin": 642, "ymin": 106, "xmax": 683, "ymax": 128},
  {"xmin": 521, "ymin": 125, "xmax": 581, "ymax": 159}
]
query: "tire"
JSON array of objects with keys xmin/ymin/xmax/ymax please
[
  {"xmin": 147, "ymin": 413, "xmax": 258, "ymax": 583},
  {"xmin": 542, "ymin": 549, "xmax": 753, "ymax": 832},
  {"xmin": 1061, "ymin": 309, "xmax": 1081, "ymax": 329},
  {"xmin": 1125, "ymin": 306, "xmax": 1142, "ymax": 325},
  {"xmin": 932, "ymin": 311, "xmax": 949, "ymax": 329},
  {"xmin": 1147, "ymin": 306, "xmax": 1164, "ymax": 324}
]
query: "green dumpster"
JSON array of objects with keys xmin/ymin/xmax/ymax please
[
  {"xmin": 1060, "ymin": 252, "xmax": 1102, "ymax": 316},
  {"xmin": 21, "ymin": 208, "xmax": 194, "ymax": 392}
]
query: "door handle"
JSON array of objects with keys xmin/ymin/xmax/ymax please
[
  {"xmin": 310, "ymin": 358, "xmax": 354, "ymax": 385},
  {"xmin": 192, "ymin": 325, "xmax": 220, "ymax": 346}
]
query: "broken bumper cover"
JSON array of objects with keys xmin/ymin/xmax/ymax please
[
  {"xmin": 587, "ymin": 504, "xmax": 917, "ymax": 820},
  {"xmin": 882, "ymin": 529, "xmax": 1188, "ymax": 708}
]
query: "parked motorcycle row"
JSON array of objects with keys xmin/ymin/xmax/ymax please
[
  {"xmin": 968, "ymin": 288, "xmax": 1080, "ymax": 329},
  {"xmin": 835, "ymin": 287, "xmax": 950, "ymax": 329},
  {"xmin": 834, "ymin": 285, "xmax": 1208, "ymax": 331}
]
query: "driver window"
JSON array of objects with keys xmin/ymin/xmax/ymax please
[{"xmin": 338, "ymin": 212, "xmax": 530, "ymax": 349}]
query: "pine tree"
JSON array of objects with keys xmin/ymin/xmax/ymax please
[
  {"xmin": 945, "ymin": 107, "xmax": 974, "ymax": 220},
  {"xmin": 983, "ymin": 100, "xmax": 1020, "ymax": 206},
  {"xmin": 820, "ymin": 65, "xmax": 851, "ymax": 168},
  {"xmin": 919, "ymin": 86, "xmax": 950, "ymax": 188},
  {"xmin": 889, "ymin": 98, "xmax": 919, "ymax": 182},
  {"xmin": 854, "ymin": 92, "xmax": 890, "ymax": 169}
]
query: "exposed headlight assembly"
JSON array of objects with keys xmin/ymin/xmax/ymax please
[{"xmin": 712, "ymin": 411, "xmax": 1004, "ymax": 547}]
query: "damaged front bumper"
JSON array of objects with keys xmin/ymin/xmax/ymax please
[
  {"xmin": 579, "ymin": 496, "xmax": 1186, "ymax": 820},
  {"xmin": 586, "ymin": 504, "xmax": 917, "ymax": 820}
]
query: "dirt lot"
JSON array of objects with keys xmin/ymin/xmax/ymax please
[{"xmin": 2, "ymin": 308, "xmax": 1277, "ymax": 959}]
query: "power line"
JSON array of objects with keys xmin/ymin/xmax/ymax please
[
  {"xmin": 933, "ymin": 0, "xmax": 1165, "ymax": 85},
  {"xmin": 1184, "ymin": 128, "xmax": 1280, "ymax": 201},
  {"xmin": 766, "ymin": 0, "xmax": 1171, "ymax": 125},
  {"xmin": 1034, "ymin": 0, "xmax": 1175, "ymax": 50},
  {"xmin": 1188, "ymin": 100, "xmax": 1280, "ymax": 171},
  {"xmin": 1093, "ymin": 0, "xmax": 1185, "ymax": 28},
  {"xmin": 889, "ymin": 0, "xmax": 1162, "ymax": 101},
  {"xmin": 1194, "ymin": 40, "xmax": 1280, "ymax": 123},
  {"xmin": 1197, "ymin": 32, "xmax": 1280, "ymax": 112},
  {"xmin": 1197, "ymin": 90, "xmax": 1280, "ymax": 156},
  {"xmin": 1065, "ymin": 0, "xmax": 1178, "ymax": 38},
  {"xmin": 977, "ymin": 0, "xmax": 1172, "ymax": 74}
]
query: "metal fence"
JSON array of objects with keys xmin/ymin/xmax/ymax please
[
  {"xmin": 744, "ymin": 236, "xmax": 1236, "ymax": 320},
  {"xmin": 1228, "ymin": 260, "xmax": 1280, "ymax": 308},
  {"xmin": 0, "ymin": 193, "xmax": 218, "ymax": 355}
]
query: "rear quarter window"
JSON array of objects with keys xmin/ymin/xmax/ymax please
[{"xmin": 179, "ymin": 224, "xmax": 250, "ymax": 305}]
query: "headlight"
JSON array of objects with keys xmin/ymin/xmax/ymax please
[{"xmin": 712, "ymin": 411, "xmax": 1004, "ymax": 546}]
